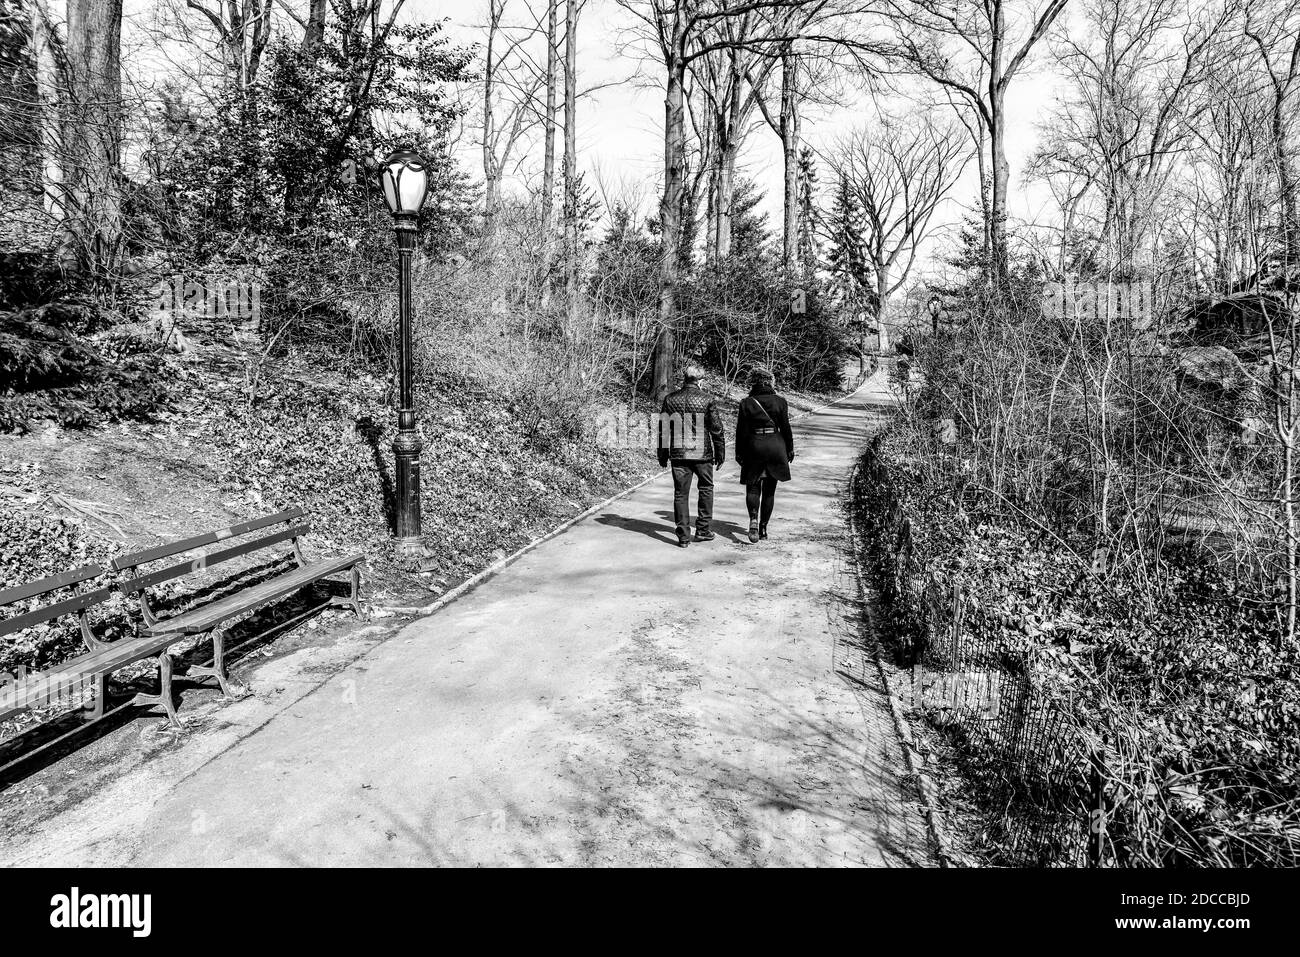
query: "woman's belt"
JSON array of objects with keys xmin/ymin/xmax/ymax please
[{"xmin": 753, "ymin": 427, "xmax": 777, "ymax": 434}]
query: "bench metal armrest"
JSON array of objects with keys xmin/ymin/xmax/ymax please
[{"xmin": 78, "ymin": 607, "xmax": 110, "ymax": 653}]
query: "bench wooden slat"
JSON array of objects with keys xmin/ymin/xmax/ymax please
[
  {"xmin": 145, "ymin": 554, "xmax": 361, "ymax": 636},
  {"xmin": 0, "ymin": 630, "xmax": 179, "ymax": 720},
  {"xmin": 110, "ymin": 507, "xmax": 305, "ymax": 572},
  {"xmin": 0, "ymin": 563, "xmax": 104, "ymax": 608},
  {"xmin": 0, "ymin": 667, "xmax": 95, "ymax": 716},
  {"xmin": 0, "ymin": 585, "xmax": 114, "ymax": 639},
  {"xmin": 118, "ymin": 524, "xmax": 311, "ymax": 595}
]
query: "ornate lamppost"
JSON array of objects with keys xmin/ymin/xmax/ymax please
[{"xmin": 379, "ymin": 150, "xmax": 429, "ymax": 555}]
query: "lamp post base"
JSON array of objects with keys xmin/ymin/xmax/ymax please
[
  {"xmin": 393, "ymin": 426, "xmax": 423, "ymax": 554},
  {"xmin": 394, "ymin": 536, "xmax": 425, "ymax": 558}
]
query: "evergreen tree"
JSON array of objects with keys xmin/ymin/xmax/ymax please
[
  {"xmin": 796, "ymin": 146, "xmax": 819, "ymax": 277},
  {"xmin": 824, "ymin": 173, "xmax": 871, "ymax": 299},
  {"xmin": 729, "ymin": 177, "xmax": 771, "ymax": 262}
]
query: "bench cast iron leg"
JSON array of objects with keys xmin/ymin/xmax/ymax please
[
  {"xmin": 329, "ymin": 566, "xmax": 364, "ymax": 617},
  {"xmin": 133, "ymin": 652, "xmax": 181, "ymax": 728},
  {"xmin": 348, "ymin": 566, "xmax": 363, "ymax": 616},
  {"xmin": 189, "ymin": 627, "xmax": 241, "ymax": 698}
]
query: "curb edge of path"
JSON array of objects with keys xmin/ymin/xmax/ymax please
[
  {"xmin": 380, "ymin": 366, "xmax": 882, "ymax": 619},
  {"xmin": 846, "ymin": 459, "xmax": 957, "ymax": 868}
]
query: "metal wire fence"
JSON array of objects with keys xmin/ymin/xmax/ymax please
[{"xmin": 856, "ymin": 439, "xmax": 1105, "ymax": 867}]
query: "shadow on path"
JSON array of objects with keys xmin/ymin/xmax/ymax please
[
  {"xmin": 593, "ymin": 505, "xmax": 755, "ymax": 546},
  {"xmin": 594, "ymin": 512, "xmax": 678, "ymax": 546}
]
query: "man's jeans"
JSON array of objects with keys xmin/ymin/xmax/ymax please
[{"xmin": 671, "ymin": 460, "xmax": 714, "ymax": 541}]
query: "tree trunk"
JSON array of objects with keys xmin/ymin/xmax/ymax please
[
  {"xmin": 875, "ymin": 268, "xmax": 890, "ymax": 352},
  {"xmin": 655, "ymin": 52, "xmax": 687, "ymax": 403},
  {"xmin": 779, "ymin": 47, "xmax": 800, "ymax": 274},
  {"xmin": 303, "ymin": 0, "xmax": 327, "ymax": 54},
  {"xmin": 713, "ymin": 53, "xmax": 744, "ymax": 260},
  {"xmin": 539, "ymin": 0, "xmax": 559, "ymax": 310},
  {"xmin": 974, "ymin": 116, "xmax": 992, "ymax": 263},
  {"xmin": 706, "ymin": 144, "xmax": 719, "ymax": 262},
  {"xmin": 715, "ymin": 145, "xmax": 738, "ymax": 259},
  {"xmin": 247, "ymin": 0, "xmax": 273, "ymax": 85},
  {"xmin": 1273, "ymin": 91, "xmax": 1299, "ymax": 258},
  {"xmin": 989, "ymin": 87, "xmax": 1009, "ymax": 283},
  {"xmin": 65, "ymin": 0, "xmax": 124, "ymax": 278},
  {"xmin": 30, "ymin": 1, "xmax": 66, "ymax": 245},
  {"xmin": 563, "ymin": 0, "xmax": 579, "ymax": 323},
  {"xmin": 482, "ymin": 2, "xmax": 501, "ymax": 232}
]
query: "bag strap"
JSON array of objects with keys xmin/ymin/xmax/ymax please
[{"xmin": 745, "ymin": 395, "xmax": 778, "ymax": 429}]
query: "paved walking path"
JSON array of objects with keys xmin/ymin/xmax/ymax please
[{"xmin": 9, "ymin": 365, "xmax": 932, "ymax": 866}]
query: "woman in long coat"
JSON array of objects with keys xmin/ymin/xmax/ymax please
[{"xmin": 734, "ymin": 366, "xmax": 794, "ymax": 544}]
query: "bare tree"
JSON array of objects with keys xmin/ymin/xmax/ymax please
[
  {"xmin": 177, "ymin": 0, "xmax": 275, "ymax": 92},
  {"xmin": 481, "ymin": 0, "xmax": 546, "ymax": 231},
  {"xmin": 539, "ymin": 0, "xmax": 559, "ymax": 307},
  {"xmin": 563, "ymin": 0, "xmax": 579, "ymax": 318},
  {"xmin": 746, "ymin": 40, "xmax": 811, "ymax": 272},
  {"xmin": 690, "ymin": 13, "xmax": 779, "ymax": 261},
  {"xmin": 827, "ymin": 111, "xmax": 970, "ymax": 348},
  {"xmin": 746, "ymin": 44, "xmax": 832, "ymax": 273},
  {"xmin": 724, "ymin": 0, "xmax": 855, "ymax": 275},
  {"xmin": 1030, "ymin": 0, "xmax": 1228, "ymax": 275},
  {"xmin": 1176, "ymin": 60, "xmax": 1273, "ymax": 288},
  {"xmin": 776, "ymin": 44, "xmax": 800, "ymax": 270},
  {"xmin": 1240, "ymin": 0, "xmax": 1300, "ymax": 259},
  {"xmin": 883, "ymin": 0, "xmax": 1070, "ymax": 282},
  {"xmin": 615, "ymin": 0, "xmax": 828, "ymax": 401}
]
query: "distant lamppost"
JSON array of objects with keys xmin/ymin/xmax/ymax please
[
  {"xmin": 855, "ymin": 308, "xmax": 872, "ymax": 377},
  {"xmin": 928, "ymin": 296, "xmax": 942, "ymax": 334},
  {"xmin": 380, "ymin": 149, "xmax": 429, "ymax": 555}
]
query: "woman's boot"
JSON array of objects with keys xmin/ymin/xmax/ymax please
[{"xmin": 748, "ymin": 519, "xmax": 760, "ymax": 544}]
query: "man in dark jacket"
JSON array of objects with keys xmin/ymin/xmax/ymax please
[{"xmin": 658, "ymin": 364, "xmax": 726, "ymax": 547}]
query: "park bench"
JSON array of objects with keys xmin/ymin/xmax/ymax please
[
  {"xmin": 0, "ymin": 563, "xmax": 115, "ymax": 723},
  {"xmin": 110, "ymin": 507, "xmax": 363, "ymax": 725},
  {"xmin": 1, "ymin": 508, "xmax": 363, "ymax": 744}
]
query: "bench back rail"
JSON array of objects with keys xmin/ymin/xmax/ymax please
[
  {"xmin": 0, "ymin": 563, "xmax": 111, "ymax": 652},
  {"xmin": 111, "ymin": 508, "xmax": 309, "ymax": 629}
]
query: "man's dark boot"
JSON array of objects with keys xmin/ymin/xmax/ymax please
[
  {"xmin": 676, "ymin": 536, "xmax": 690, "ymax": 548},
  {"xmin": 694, "ymin": 530, "xmax": 715, "ymax": 543}
]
